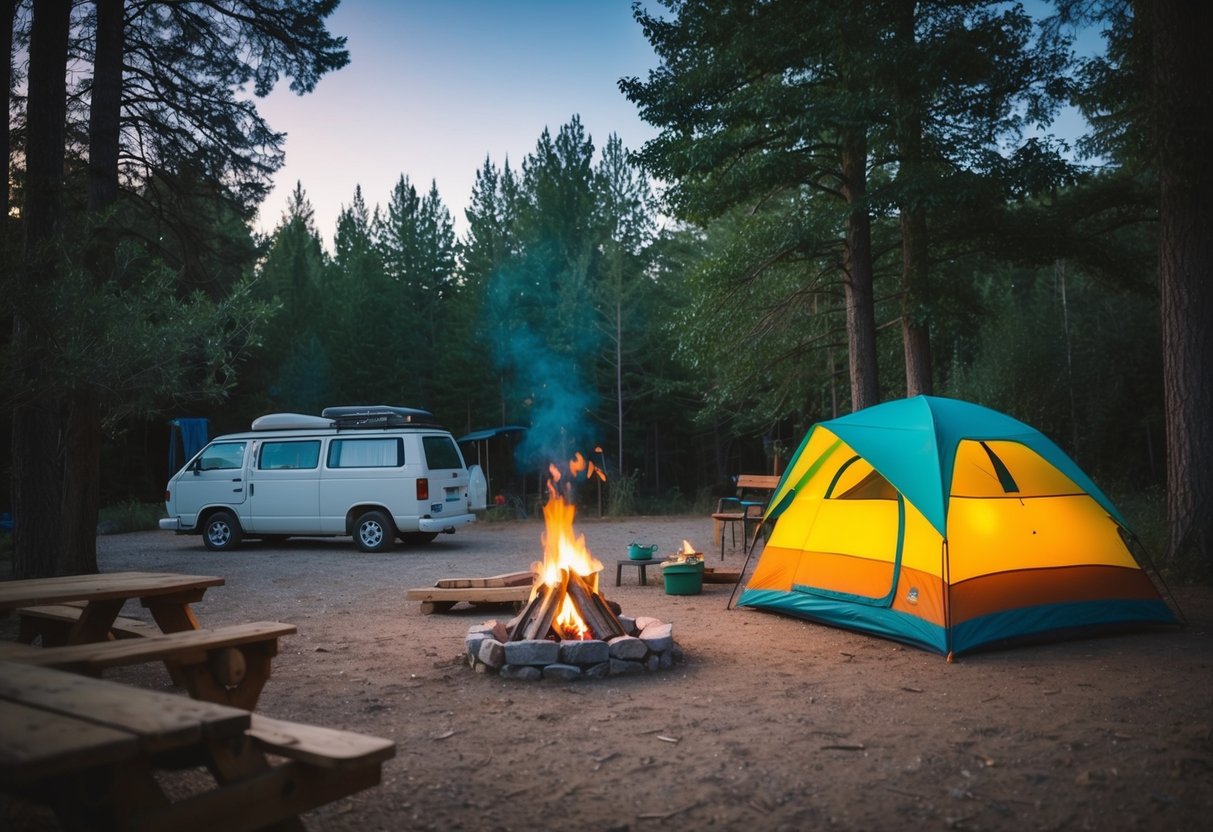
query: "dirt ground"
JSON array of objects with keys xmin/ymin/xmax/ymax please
[{"xmin": 3, "ymin": 515, "xmax": 1211, "ymax": 831}]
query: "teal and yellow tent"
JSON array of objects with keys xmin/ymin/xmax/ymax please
[{"xmin": 737, "ymin": 396, "xmax": 1178, "ymax": 658}]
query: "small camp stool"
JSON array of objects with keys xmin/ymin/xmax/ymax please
[{"xmin": 615, "ymin": 559, "xmax": 659, "ymax": 587}]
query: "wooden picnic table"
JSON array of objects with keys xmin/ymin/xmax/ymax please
[
  {"xmin": 0, "ymin": 660, "xmax": 395, "ymax": 831},
  {"xmin": 0, "ymin": 571, "xmax": 224, "ymax": 645}
]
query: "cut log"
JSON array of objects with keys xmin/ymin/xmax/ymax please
[
  {"xmin": 508, "ymin": 584, "xmax": 548, "ymax": 641},
  {"xmin": 520, "ymin": 572, "xmax": 568, "ymax": 641},
  {"xmin": 565, "ymin": 571, "xmax": 625, "ymax": 640},
  {"xmin": 702, "ymin": 568, "xmax": 742, "ymax": 584},
  {"xmin": 434, "ymin": 571, "xmax": 534, "ymax": 589}
]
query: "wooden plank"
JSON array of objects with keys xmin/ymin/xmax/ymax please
[
  {"xmin": 404, "ymin": 586, "xmax": 530, "ymax": 603},
  {"xmin": 0, "ymin": 699, "xmax": 140, "ymax": 786},
  {"xmin": 247, "ymin": 715, "xmax": 395, "ymax": 770},
  {"xmin": 0, "ymin": 572, "xmax": 224, "ymax": 611},
  {"xmin": 8, "ymin": 622, "xmax": 296, "ymax": 672},
  {"xmin": 735, "ymin": 474, "xmax": 780, "ymax": 489},
  {"xmin": 0, "ymin": 661, "xmax": 249, "ymax": 754},
  {"xmin": 17, "ymin": 603, "xmax": 162, "ymax": 638},
  {"xmin": 703, "ymin": 569, "xmax": 742, "ymax": 584},
  {"xmin": 434, "ymin": 571, "xmax": 533, "ymax": 589}
]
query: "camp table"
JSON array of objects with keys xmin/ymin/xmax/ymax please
[
  {"xmin": 0, "ymin": 571, "xmax": 224, "ymax": 644},
  {"xmin": 0, "ymin": 661, "xmax": 395, "ymax": 830}
]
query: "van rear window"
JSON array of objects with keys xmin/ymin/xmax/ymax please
[
  {"xmin": 328, "ymin": 438, "xmax": 403, "ymax": 468},
  {"xmin": 422, "ymin": 435, "xmax": 463, "ymax": 470},
  {"xmin": 259, "ymin": 440, "xmax": 321, "ymax": 470}
]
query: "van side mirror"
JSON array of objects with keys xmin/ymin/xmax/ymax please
[{"xmin": 190, "ymin": 459, "xmax": 201, "ymax": 475}]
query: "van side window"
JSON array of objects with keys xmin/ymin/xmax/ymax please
[
  {"xmin": 259, "ymin": 440, "xmax": 321, "ymax": 470},
  {"xmin": 422, "ymin": 435, "xmax": 463, "ymax": 470},
  {"xmin": 198, "ymin": 442, "xmax": 246, "ymax": 471},
  {"xmin": 328, "ymin": 438, "xmax": 403, "ymax": 468}
]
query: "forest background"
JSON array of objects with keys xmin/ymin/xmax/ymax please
[{"xmin": 2, "ymin": 1, "xmax": 1209, "ymax": 582}]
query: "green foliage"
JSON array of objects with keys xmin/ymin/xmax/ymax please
[
  {"xmin": 944, "ymin": 263, "xmax": 1163, "ymax": 486},
  {"xmin": 1, "ymin": 241, "xmax": 273, "ymax": 425},
  {"xmin": 98, "ymin": 500, "xmax": 166, "ymax": 534}
]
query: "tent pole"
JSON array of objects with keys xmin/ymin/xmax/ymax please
[{"xmin": 727, "ymin": 529, "xmax": 763, "ymax": 610}]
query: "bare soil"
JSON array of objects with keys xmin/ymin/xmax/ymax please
[{"xmin": 3, "ymin": 516, "xmax": 1211, "ymax": 831}]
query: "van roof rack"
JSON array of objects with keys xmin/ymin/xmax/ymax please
[{"xmin": 320, "ymin": 405, "xmax": 438, "ymax": 430}]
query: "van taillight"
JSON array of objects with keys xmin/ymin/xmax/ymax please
[
  {"xmin": 416, "ymin": 478, "xmax": 429, "ymax": 501},
  {"xmin": 164, "ymin": 490, "xmax": 171, "ymax": 502}
]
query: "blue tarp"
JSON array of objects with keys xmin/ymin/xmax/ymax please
[{"xmin": 169, "ymin": 418, "xmax": 210, "ymax": 474}]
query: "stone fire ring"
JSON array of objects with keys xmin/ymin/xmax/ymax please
[{"xmin": 465, "ymin": 614, "xmax": 684, "ymax": 681}]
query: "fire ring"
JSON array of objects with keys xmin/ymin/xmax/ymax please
[{"xmin": 465, "ymin": 613, "xmax": 684, "ymax": 681}]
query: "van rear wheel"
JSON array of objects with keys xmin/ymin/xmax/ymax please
[
  {"xmin": 354, "ymin": 510, "xmax": 394, "ymax": 552},
  {"xmin": 202, "ymin": 511, "xmax": 243, "ymax": 552}
]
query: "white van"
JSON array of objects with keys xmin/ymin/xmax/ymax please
[{"xmin": 159, "ymin": 406, "xmax": 486, "ymax": 552}]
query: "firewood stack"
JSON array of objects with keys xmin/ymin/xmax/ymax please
[{"xmin": 509, "ymin": 569, "xmax": 627, "ymax": 642}]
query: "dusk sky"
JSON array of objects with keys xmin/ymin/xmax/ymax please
[
  {"xmin": 252, "ymin": 1, "xmax": 1099, "ymax": 248},
  {"xmin": 253, "ymin": 1, "xmax": 661, "ymax": 245}
]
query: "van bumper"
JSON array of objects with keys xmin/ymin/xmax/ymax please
[
  {"xmin": 417, "ymin": 513, "xmax": 475, "ymax": 534},
  {"xmin": 159, "ymin": 517, "xmax": 181, "ymax": 531}
]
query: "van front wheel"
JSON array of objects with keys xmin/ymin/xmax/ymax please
[
  {"xmin": 354, "ymin": 510, "xmax": 394, "ymax": 552},
  {"xmin": 202, "ymin": 511, "xmax": 243, "ymax": 552}
]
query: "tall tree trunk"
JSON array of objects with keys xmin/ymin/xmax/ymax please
[
  {"xmin": 12, "ymin": 0, "xmax": 71, "ymax": 579},
  {"xmin": 894, "ymin": 0, "xmax": 932, "ymax": 398},
  {"xmin": 1151, "ymin": 0, "xmax": 1213, "ymax": 579},
  {"xmin": 839, "ymin": 133, "xmax": 880, "ymax": 412},
  {"xmin": 62, "ymin": 0, "xmax": 125, "ymax": 575},
  {"xmin": 1, "ymin": 0, "xmax": 17, "ymax": 222}
]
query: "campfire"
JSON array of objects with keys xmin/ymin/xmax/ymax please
[
  {"xmin": 510, "ymin": 461, "xmax": 625, "ymax": 642},
  {"xmin": 465, "ymin": 456, "xmax": 683, "ymax": 681}
]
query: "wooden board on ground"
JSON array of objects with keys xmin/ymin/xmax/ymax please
[
  {"xmin": 433, "ymin": 571, "xmax": 533, "ymax": 589},
  {"xmin": 405, "ymin": 585, "xmax": 531, "ymax": 615},
  {"xmin": 703, "ymin": 568, "xmax": 742, "ymax": 584}
]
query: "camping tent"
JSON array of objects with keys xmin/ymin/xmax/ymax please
[{"xmin": 737, "ymin": 396, "xmax": 1177, "ymax": 658}]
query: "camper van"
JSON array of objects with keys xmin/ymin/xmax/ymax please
[{"xmin": 159, "ymin": 406, "xmax": 486, "ymax": 552}]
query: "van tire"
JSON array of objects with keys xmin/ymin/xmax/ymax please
[
  {"xmin": 400, "ymin": 532, "xmax": 438, "ymax": 545},
  {"xmin": 354, "ymin": 510, "xmax": 394, "ymax": 552},
  {"xmin": 203, "ymin": 511, "xmax": 243, "ymax": 552}
]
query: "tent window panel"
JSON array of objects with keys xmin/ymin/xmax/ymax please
[
  {"xmin": 835, "ymin": 469, "xmax": 898, "ymax": 500},
  {"xmin": 803, "ymin": 500, "xmax": 900, "ymax": 563},
  {"xmin": 952, "ymin": 440, "xmax": 1083, "ymax": 498},
  {"xmin": 826, "ymin": 457, "xmax": 882, "ymax": 499}
]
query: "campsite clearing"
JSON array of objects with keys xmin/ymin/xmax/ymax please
[{"xmin": 2, "ymin": 519, "xmax": 1209, "ymax": 831}]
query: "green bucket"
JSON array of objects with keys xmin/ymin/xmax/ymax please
[{"xmin": 663, "ymin": 561, "xmax": 704, "ymax": 596}]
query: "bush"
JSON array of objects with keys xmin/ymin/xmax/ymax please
[{"xmin": 98, "ymin": 500, "xmax": 166, "ymax": 534}]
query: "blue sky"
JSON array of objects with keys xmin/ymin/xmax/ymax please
[
  {"xmin": 253, "ymin": 1, "xmax": 660, "ymax": 244},
  {"xmin": 253, "ymin": 1, "xmax": 1103, "ymax": 248}
]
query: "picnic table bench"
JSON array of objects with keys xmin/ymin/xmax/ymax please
[
  {"xmin": 0, "ymin": 661, "xmax": 395, "ymax": 831},
  {"xmin": 0, "ymin": 621, "xmax": 296, "ymax": 710},
  {"xmin": 711, "ymin": 474, "xmax": 781, "ymax": 558}
]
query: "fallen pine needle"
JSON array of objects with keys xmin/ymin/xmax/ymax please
[
  {"xmin": 901, "ymin": 686, "xmax": 924, "ymax": 693},
  {"xmin": 432, "ymin": 730, "xmax": 456, "ymax": 740},
  {"xmin": 657, "ymin": 735, "xmax": 680, "ymax": 744},
  {"xmin": 821, "ymin": 743, "xmax": 865, "ymax": 751}
]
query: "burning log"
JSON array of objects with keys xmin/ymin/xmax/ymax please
[
  {"xmin": 565, "ymin": 570, "xmax": 626, "ymax": 641},
  {"xmin": 515, "ymin": 571, "xmax": 570, "ymax": 641}
]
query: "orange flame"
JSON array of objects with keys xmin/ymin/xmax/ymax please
[
  {"xmin": 530, "ymin": 457, "xmax": 607, "ymax": 639},
  {"xmin": 681, "ymin": 539, "xmax": 697, "ymax": 555}
]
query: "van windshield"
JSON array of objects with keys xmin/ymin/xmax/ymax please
[{"xmin": 422, "ymin": 435, "xmax": 463, "ymax": 470}]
